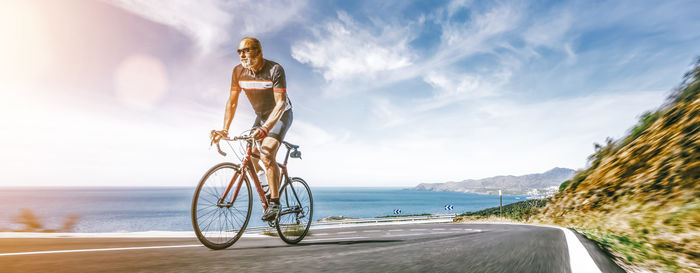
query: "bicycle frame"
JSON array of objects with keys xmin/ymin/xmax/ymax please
[{"xmin": 217, "ymin": 138, "xmax": 295, "ymax": 211}]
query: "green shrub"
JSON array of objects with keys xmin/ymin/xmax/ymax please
[
  {"xmin": 458, "ymin": 199, "xmax": 548, "ymax": 220},
  {"xmin": 568, "ymin": 169, "xmax": 591, "ymax": 191},
  {"xmin": 588, "ymin": 138, "xmax": 616, "ymax": 169},
  {"xmin": 670, "ymin": 57, "xmax": 700, "ymax": 104},
  {"xmin": 559, "ymin": 179, "xmax": 571, "ymax": 191}
]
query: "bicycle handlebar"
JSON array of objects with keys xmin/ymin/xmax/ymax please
[
  {"xmin": 213, "ymin": 131, "xmax": 300, "ymax": 158},
  {"xmin": 213, "ymin": 133, "xmax": 260, "ymax": 157}
]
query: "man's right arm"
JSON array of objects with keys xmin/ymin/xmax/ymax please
[
  {"xmin": 215, "ymin": 67, "xmax": 241, "ymax": 142},
  {"xmin": 222, "ymin": 89, "xmax": 241, "ymax": 133},
  {"xmin": 211, "ymin": 89, "xmax": 240, "ymax": 144}
]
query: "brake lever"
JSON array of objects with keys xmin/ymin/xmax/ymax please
[{"xmin": 216, "ymin": 142, "xmax": 227, "ymax": 156}]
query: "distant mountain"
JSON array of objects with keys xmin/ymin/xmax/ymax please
[{"xmin": 413, "ymin": 167, "xmax": 576, "ymax": 195}]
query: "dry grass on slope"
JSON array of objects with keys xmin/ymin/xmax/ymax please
[{"xmin": 535, "ymin": 61, "xmax": 700, "ymax": 272}]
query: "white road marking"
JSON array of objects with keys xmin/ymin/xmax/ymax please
[
  {"xmin": 430, "ymin": 232, "xmax": 453, "ymax": 234},
  {"xmin": 362, "ymin": 230, "xmax": 381, "ymax": 233},
  {"xmin": 0, "ymin": 244, "xmax": 203, "ymax": 256},
  {"xmin": 382, "ymin": 233, "xmax": 423, "ymax": 237},
  {"xmin": 337, "ymin": 231, "xmax": 356, "ymax": 234},
  {"xmin": 432, "ymin": 228, "xmax": 445, "ymax": 231},
  {"xmin": 303, "ymin": 236, "xmax": 367, "ymax": 242},
  {"xmin": 330, "ymin": 234, "xmax": 464, "ymax": 257},
  {"xmin": 410, "ymin": 229, "xmax": 427, "ymax": 231},
  {"xmin": 558, "ymin": 227, "xmax": 602, "ymax": 273},
  {"xmin": 388, "ymin": 229, "xmax": 404, "ymax": 232},
  {"xmin": 313, "ymin": 233, "xmax": 329, "ymax": 236}
]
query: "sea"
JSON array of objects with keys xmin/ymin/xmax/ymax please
[{"xmin": 0, "ymin": 187, "xmax": 527, "ymax": 232}]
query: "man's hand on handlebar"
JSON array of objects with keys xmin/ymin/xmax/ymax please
[
  {"xmin": 252, "ymin": 126, "xmax": 269, "ymax": 141},
  {"xmin": 210, "ymin": 129, "xmax": 228, "ymax": 145}
]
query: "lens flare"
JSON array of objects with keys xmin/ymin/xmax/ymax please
[
  {"xmin": 0, "ymin": 1, "xmax": 53, "ymax": 83},
  {"xmin": 113, "ymin": 54, "xmax": 169, "ymax": 109}
]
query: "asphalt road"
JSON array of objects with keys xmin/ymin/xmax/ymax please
[{"xmin": 0, "ymin": 223, "xmax": 625, "ymax": 273}]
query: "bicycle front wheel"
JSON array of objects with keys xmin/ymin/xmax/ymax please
[
  {"xmin": 276, "ymin": 177, "xmax": 313, "ymax": 244},
  {"xmin": 191, "ymin": 163, "xmax": 252, "ymax": 250}
]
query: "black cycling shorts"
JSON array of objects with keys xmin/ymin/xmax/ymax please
[{"xmin": 252, "ymin": 110, "xmax": 293, "ymax": 142}]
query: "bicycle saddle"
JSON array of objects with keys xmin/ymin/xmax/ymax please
[{"xmin": 283, "ymin": 141, "xmax": 299, "ymax": 149}]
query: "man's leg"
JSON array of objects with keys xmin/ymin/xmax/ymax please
[
  {"xmin": 259, "ymin": 110, "xmax": 291, "ymax": 221},
  {"xmin": 250, "ymin": 145, "xmax": 265, "ymax": 174},
  {"xmin": 250, "ymin": 115, "xmax": 268, "ymax": 174},
  {"xmin": 260, "ymin": 137, "xmax": 281, "ymax": 199}
]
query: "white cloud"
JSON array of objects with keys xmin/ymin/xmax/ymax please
[
  {"xmin": 521, "ymin": 8, "xmax": 577, "ymax": 64},
  {"xmin": 435, "ymin": 1, "xmax": 521, "ymax": 61},
  {"xmin": 106, "ymin": 0, "xmax": 307, "ymax": 54},
  {"xmin": 106, "ymin": 0, "xmax": 231, "ymax": 54},
  {"xmin": 446, "ymin": 0, "xmax": 473, "ymax": 18},
  {"xmin": 290, "ymin": 1, "xmax": 525, "ymax": 101},
  {"xmin": 523, "ymin": 12, "xmax": 572, "ymax": 48},
  {"xmin": 286, "ymin": 120, "xmax": 336, "ymax": 146},
  {"xmin": 294, "ymin": 90, "xmax": 668, "ymax": 186},
  {"xmin": 370, "ymin": 97, "xmax": 408, "ymax": 127},
  {"xmin": 563, "ymin": 43, "xmax": 577, "ymax": 64},
  {"xmin": 416, "ymin": 53, "xmax": 520, "ymax": 111},
  {"xmin": 291, "ymin": 11, "xmax": 416, "ymax": 84},
  {"xmin": 420, "ymin": 71, "xmax": 495, "ymax": 110},
  {"xmin": 237, "ymin": 0, "xmax": 307, "ymax": 35}
]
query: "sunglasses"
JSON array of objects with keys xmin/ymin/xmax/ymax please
[{"xmin": 237, "ymin": 47, "xmax": 259, "ymax": 55}]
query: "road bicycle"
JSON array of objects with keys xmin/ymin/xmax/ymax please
[{"xmin": 191, "ymin": 130, "xmax": 313, "ymax": 250}]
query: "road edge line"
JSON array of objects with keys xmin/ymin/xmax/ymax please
[
  {"xmin": 456, "ymin": 221, "xmax": 604, "ymax": 272},
  {"xmin": 0, "ymin": 244, "xmax": 202, "ymax": 256},
  {"xmin": 558, "ymin": 227, "xmax": 602, "ymax": 273}
]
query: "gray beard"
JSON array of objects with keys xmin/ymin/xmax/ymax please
[
  {"xmin": 241, "ymin": 59, "xmax": 254, "ymax": 70},
  {"xmin": 241, "ymin": 58, "xmax": 261, "ymax": 75}
]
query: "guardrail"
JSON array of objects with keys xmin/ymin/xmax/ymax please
[
  {"xmin": 313, "ymin": 214, "xmax": 457, "ymax": 226},
  {"xmin": 244, "ymin": 214, "xmax": 457, "ymax": 233}
]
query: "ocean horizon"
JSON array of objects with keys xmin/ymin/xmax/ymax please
[{"xmin": 0, "ymin": 187, "xmax": 528, "ymax": 232}]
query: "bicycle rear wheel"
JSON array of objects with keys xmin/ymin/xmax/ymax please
[
  {"xmin": 276, "ymin": 177, "xmax": 313, "ymax": 244},
  {"xmin": 191, "ymin": 163, "xmax": 252, "ymax": 250}
]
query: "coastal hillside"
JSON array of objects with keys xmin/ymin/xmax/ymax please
[
  {"xmin": 536, "ymin": 59, "xmax": 700, "ymax": 272},
  {"xmin": 414, "ymin": 167, "xmax": 575, "ymax": 195}
]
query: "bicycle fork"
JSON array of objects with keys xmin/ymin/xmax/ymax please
[{"xmin": 217, "ymin": 168, "xmax": 242, "ymax": 208}]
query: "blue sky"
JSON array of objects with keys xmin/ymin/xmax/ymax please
[{"xmin": 1, "ymin": 0, "xmax": 699, "ymax": 187}]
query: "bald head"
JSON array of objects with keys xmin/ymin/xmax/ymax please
[{"xmin": 240, "ymin": 37, "xmax": 261, "ymax": 51}]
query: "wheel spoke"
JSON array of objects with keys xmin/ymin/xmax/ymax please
[
  {"xmin": 196, "ymin": 207, "xmax": 219, "ymax": 221},
  {"xmin": 192, "ymin": 164, "xmax": 252, "ymax": 249},
  {"xmin": 276, "ymin": 178, "xmax": 313, "ymax": 244}
]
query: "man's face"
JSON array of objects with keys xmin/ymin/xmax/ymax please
[{"xmin": 238, "ymin": 40, "xmax": 262, "ymax": 70}]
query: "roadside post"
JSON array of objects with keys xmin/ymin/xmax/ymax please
[{"xmin": 499, "ymin": 190, "xmax": 502, "ymax": 218}]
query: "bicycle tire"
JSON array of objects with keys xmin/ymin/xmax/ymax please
[
  {"xmin": 275, "ymin": 177, "xmax": 313, "ymax": 244},
  {"xmin": 191, "ymin": 162, "xmax": 252, "ymax": 250}
]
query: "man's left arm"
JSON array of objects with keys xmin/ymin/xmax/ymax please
[
  {"xmin": 260, "ymin": 64, "xmax": 287, "ymax": 134},
  {"xmin": 261, "ymin": 91, "xmax": 286, "ymax": 132}
]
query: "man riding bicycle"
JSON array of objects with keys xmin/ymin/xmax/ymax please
[{"xmin": 211, "ymin": 37, "xmax": 293, "ymax": 222}]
